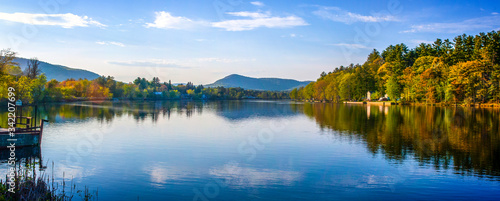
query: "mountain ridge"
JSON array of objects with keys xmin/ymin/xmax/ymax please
[
  {"xmin": 206, "ymin": 74, "xmax": 311, "ymax": 91},
  {"xmin": 13, "ymin": 58, "xmax": 100, "ymax": 81}
]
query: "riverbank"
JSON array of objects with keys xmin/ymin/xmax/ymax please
[
  {"xmin": 297, "ymin": 100, "xmax": 399, "ymax": 106},
  {"xmin": 294, "ymin": 99, "xmax": 500, "ymax": 108},
  {"xmin": 343, "ymin": 101, "xmax": 398, "ymax": 106},
  {"xmin": 346, "ymin": 101, "xmax": 500, "ymax": 108},
  {"xmin": 409, "ymin": 102, "xmax": 500, "ymax": 108},
  {"xmin": 0, "ymin": 97, "xmax": 292, "ymax": 106}
]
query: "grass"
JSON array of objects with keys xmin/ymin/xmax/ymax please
[{"xmin": 0, "ymin": 158, "xmax": 97, "ymax": 201}]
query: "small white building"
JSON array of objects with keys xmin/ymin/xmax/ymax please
[
  {"xmin": 366, "ymin": 91, "xmax": 375, "ymax": 101},
  {"xmin": 366, "ymin": 91, "xmax": 388, "ymax": 101}
]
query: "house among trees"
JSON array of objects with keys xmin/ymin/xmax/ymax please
[
  {"xmin": 366, "ymin": 91, "xmax": 388, "ymax": 101},
  {"xmin": 367, "ymin": 91, "xmax": 375, "ymax": 101}
]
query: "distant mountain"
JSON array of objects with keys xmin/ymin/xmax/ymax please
[
  {"xmin": 206, "ymin": 74, "xmax": 311, "ymax": 91},
  {"xmin": 13, "ymin": 58, "xmax": 100, "ymax": 81}
]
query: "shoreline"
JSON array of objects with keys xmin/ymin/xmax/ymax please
[
  {"xmin": 292, "ymin": 100, "xmax": 500, "ymax": 108},
  {"xmin": 0, "ymin": 97, "xmax": 291, "ymax": 105}
]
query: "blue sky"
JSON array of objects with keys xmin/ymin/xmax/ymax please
[{"xmin": 0, "ymin": 0, "xmax": 499, "ymax": 84}]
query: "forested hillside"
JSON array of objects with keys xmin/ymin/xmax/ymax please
[
  {"xmin": 291, "ymin": 31, "xmax": 500, "ymax": 105},
  {"xmin": 0, "ymin": 51, "xmax": 288, "ymax": 103},
  {"xmin": 207, "ymin": 74, "xmax": 311, "ymax": 91},
  {"xmin": 13, "ymin": 58, "xmax": 100, "ymax": 81}
]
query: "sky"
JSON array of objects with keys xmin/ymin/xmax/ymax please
[{"xmin": 0, "ymin": 0, "xmax": 499, "ymax": 84}]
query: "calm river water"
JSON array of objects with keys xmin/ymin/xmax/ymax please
[{"xmin": 1, "ymin": 100, "xmax": 499, "ymax": 200}]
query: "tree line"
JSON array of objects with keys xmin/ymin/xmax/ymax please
[
  {"xmin": 0, "ymin": 50, "xmax": 288, "ymax": 104},
  {"xmin": 290, "ymin": 30, "xmax": 500, "ymax": 105}
]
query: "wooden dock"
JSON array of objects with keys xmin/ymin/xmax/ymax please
[{"xmin": 0, "ymin": 105, "xmax": 47, "ymax": 149}]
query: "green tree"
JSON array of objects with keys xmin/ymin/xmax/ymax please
[
  {"xmin": 0, "ymin": 49, "xmax": 17, "ymax": 75},
  {"xmin": 14, "ymin": 76, "xmax": 34, "ymax": 103},
  {"xmin": 24, "ymin": 58, "xmax": 41, "ymax": 79},
  {"xmin": 386, "ymin": 76, "xmax": 401, "ymax": 102},
  {"xmin": 303, "ymin": 82, "xmax": 315, "ymax": 100},
  {"xmin": 31, "ymin": 74, "xmax": 47, "ymax": 102},
  {"xmin": 290, "ymin": 88, "xmax": 298, "ymax": 100},
  {"xmin": 339, "ymin": 73, "xmax": 354, "ymax": 100}
]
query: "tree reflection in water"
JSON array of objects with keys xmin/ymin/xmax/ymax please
[
  {"xmin": 293, "ymin": 103, "xmax": 500, "ymax": 179},
  {"xmin": 1, "ymin": 101, "xmax": 497, "ymax": 180}
]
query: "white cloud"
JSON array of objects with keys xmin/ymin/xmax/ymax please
[
  {"xmin": 209, "ymin": 162, "xmax": 301, "ymax": 188},
  {"xmin": 145, "ymin": 11, "xmax": 204, "ymax": 29},
  {"xmin": 281, "ymin": 33, "xmax": 302, "ymax": 38},
  {"xmin": 403, "ymin": 15, "xmax": 500, "ymax": 33},
  {"xmin": 145, "ymin": 10, "xmax": 307, "ymax": 31},
  {"xmin": 0, "ymin": 12, "xmax": 105, "ymax": 28},
  {"xmin": 492, "ymin": 12, "xmax": 499, "ymax": 15},
  {"xmin": 251, "ymin": 1, "xmax": 265, "ymax": 7},
  {"xmin": 96, "ymin": 41, "xmax": 125, "ymax": 47},
  {"xmin": 410, "ymin": 39, "xmax": 434, "ymax": 45},
  {"xmin": 212, "ymin": 11, "xmax": 308, "ymax": 31},
  {"xmin": 313, "ymin": 7, "xmax": 398, "ymax": 24},
  {"xmin": 144, "ymin": 164, "xmax": 190, "ymax": 187},
  {"xmin": 331, "ymin": 43, "xmax": 370, "ymax": 49},
  {"xmin": 227, "ymin": 11, "xmax": 271, "ymax": 18}
]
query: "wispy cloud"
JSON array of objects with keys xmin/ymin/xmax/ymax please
[
  {"xmin": 331, "ymin": 43, "xmax": 370, "ymax": 49},
  {"xmin": 196, "ymin": 57, "xmax": 255, "ymax": 63},
  {"xmin": 96, "ymin": 41, "xmax": 125, "ymax": 47},
  {"xmin": 145, "ymin": 11, "xmax": 205, "ymax": 29},
  {"xmin": 281, "ymin": 33, "xmax": 302, "ymax": 38},
  {"xmin": 212, "ymin": 11, "xmax": 308, "ymax": 31},
  {"xmin": 108, "ymin": 57, "xmax": 252, "ymax": 68},
  {"xmin": 108, "ymin": 59, "xmax": 188, "ymax": 68},
  {"xmin": 313, "ymin": 7, "xmax": 398, "ymax": 24},
  {"xmin": 402, "ymin": 15, "xmax": 500, "ymax": 33},
  {"xmin": 0, "ymin": 12, "xmax": 105, "ymax": 28},
  {"xmin": 251, "ymin": 1, "xmax": 265, "ymax": 7}
]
